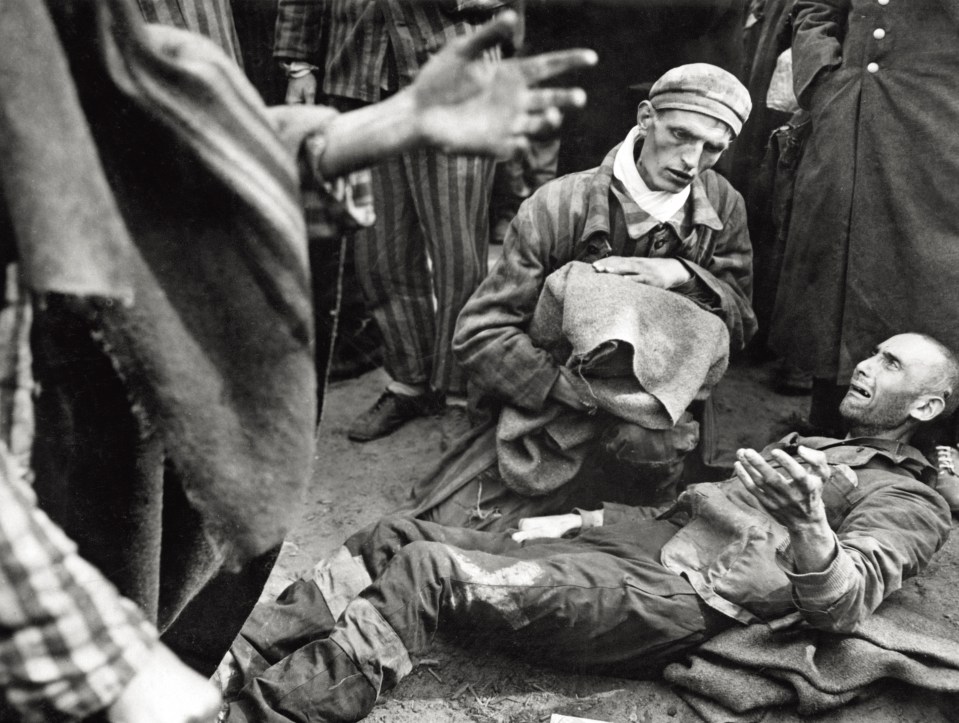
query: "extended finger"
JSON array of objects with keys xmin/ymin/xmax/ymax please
[
  {"xmin": 770, "ymin": 449, "xmax": 812, "ymax": 484},
  {"xmin": 735, "ymin": 449, "xmax": 768, "ymax": 482},
  {"xmin": 511, "ymin": 107, "xmax": 564, "ymax": 137},
  {"xmin": 740, "ymin": 448, "xmax": 784, "ymax": 483},
  {"xmin": 456, "ymin": 10, "xmax": 519, "ymax": 60},
  {"xmin": 797, "ymin": 445, "xmax": 832, "ymax": 478},
  {"xmin": 735, "ymin": 461, "xmax": 767, "ymax": 498},
  {"xmin": 525, "ymin": 87, "xmax": 588, "ymax": 112},
  {"xmin": 518, "ymin": 49, "xmax": 599, "ymax": 84}
]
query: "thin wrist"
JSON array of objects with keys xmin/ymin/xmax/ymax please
[{"xmin": 395, "ymin": 88, "xmax": 427, "ymax": 149}]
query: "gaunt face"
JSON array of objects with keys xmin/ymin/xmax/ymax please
[{"xmin": 635, "ymin": 104, "xmax": 732, "ymax": 192}]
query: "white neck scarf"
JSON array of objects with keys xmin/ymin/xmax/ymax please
[{"xmin": 613, "ymin": 126, "xmax": 690, "ymax": 223}]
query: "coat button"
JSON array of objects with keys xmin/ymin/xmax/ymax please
[
  {"xmin": 877, "ymin": 0, "xmax": 888, "ymax": 5},
  {"xmin": 867, "ymin": 62, "xmax": 879, "ymax": 73},
  {"xmin": 873, "ymin": 28, "xmax": 886, "ymax": 39}
]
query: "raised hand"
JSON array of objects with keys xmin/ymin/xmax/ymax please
[
  {"xmin": 735, "ymin": 445, "xmax": 837, "ymax": 573},
  {"xmin": 412, "ymin": 10, "xmax": 596, "ymax": 158}
]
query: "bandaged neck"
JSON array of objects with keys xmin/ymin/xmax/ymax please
[{"xmin": 613, "ymin": 126, "xmax": 690, "ymax": 223}]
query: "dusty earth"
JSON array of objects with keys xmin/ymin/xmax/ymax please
[{"xmin": 265, "ymin": 360, "xmax": 959, "ymax": 723}]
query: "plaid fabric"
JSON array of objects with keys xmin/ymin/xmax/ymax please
[
  {"xmin": 453, "ymin": 143, "xmax": 756, "ymax": 412},
  {"xmin": 274, "ymin": 0, "xmax": 508, "ymax": 103},
  {"xmin": 136, "ymin": 0, "xmax": 243, "ymax": 66},
  {"xmin": 0, "ymin": 446, "xmax": 157, "ymax": 721}
]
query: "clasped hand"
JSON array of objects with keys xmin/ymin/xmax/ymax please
[
  {"xmin": 734, "ymin": 446, "xmax": 830, "ymax": 530},
  {"xmin": 591, "ymin": 257, "xmax": 691, "ymax": 289}
]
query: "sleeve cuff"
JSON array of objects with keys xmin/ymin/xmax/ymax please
[
  {"xmin": 575, "ymin": 508, "xmax": 604, "ymax": 529},
  {"xmin": 778, "ymin": 536, "xmax": 858, "ymax": 613},
  {"xmin": 281, "ymin": 61, "xmax": 319, "ymax": 79}
]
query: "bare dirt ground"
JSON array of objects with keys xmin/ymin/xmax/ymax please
[{"xmin": 266, "ymin": 360, "xmax": 959, "ymax": 723}]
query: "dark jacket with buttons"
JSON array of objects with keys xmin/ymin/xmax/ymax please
[
  {"xmin": 770, "ymin": 0, "xmax": 959, "ymax": 381},
  {"xmin": 602, "ymin": 434, "xmax": 951, "ymax": 633},
  {"xmin": 453, "ymin": 142, "xmax": 756, "ymax": 412}
]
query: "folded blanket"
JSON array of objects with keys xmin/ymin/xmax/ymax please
[
  {"xmin": 664, "ymin": 602, "xmax": 959, "ymax": 722},
  {"xmin": 497, "ymin": 262, "xmax": 729, "ymax": 495}
]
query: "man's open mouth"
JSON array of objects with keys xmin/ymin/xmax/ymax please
[{"xmin": 849, "ymin": 381, "xmax": 872, "ymax": 399}]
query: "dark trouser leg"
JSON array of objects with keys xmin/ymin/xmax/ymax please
[
  {"xmin": 231, "ymin": 518, "xmax": 724, "ymax": 721},
  {"xmin": 809, "ymin": 378, "xmax": 848, "ymax": 437}
]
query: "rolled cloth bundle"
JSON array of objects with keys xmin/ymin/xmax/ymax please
[{"xmin": 496, "ymin": 261, "xmax": 729, "ymax": 495}]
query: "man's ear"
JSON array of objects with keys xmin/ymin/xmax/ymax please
[
  {"xmin": 636, "ymin": 101, "xmax": 654, "ymax": 135},
  {"xmin": 909, "ymin": 394, "xmax": 946, "ymax": 424}
]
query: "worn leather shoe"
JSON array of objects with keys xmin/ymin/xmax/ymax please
[{"xmin": 347, "ymin": 389, "xmax": 444, "ymax": 442}]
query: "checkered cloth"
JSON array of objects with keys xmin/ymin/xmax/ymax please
[{"xmin": 0, "ymin": 444, "xmax": 157, "ymax": 721}]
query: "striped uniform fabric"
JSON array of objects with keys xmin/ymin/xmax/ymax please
[
  {"xmin": 275, "ymin": 0, "xmax": 506, "ymax": 393},
  {"xmin": 357, "ymin": 149, "xmax": 495, "ymax": 393},
  {"xmin": 275, "ymin": 0, "xmax": 506, "ymax": 101},
  {"xmin": 136, "ymin": 0, "xmax": 243, "ymax": 67},
  {"xmin": 0, "ymin": 446, "xmax": 157, "ymax": 721},
  {"xmin": 453, "ymin": 143, "xmax": 756, "ymax": 412}
]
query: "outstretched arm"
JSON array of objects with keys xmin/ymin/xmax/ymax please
[
  {"xmin": 735, "ymin": 445, "xmax": 950, "ymax": 632},
  {"xmin": 735, "ymin": 446, "xmax": 837, "ymax": 573},
  {"xmin": 301, "ymin": 11, "xmax": 595, "ymax": 177}
]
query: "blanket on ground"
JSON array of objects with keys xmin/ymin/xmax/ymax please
[
  {"xmin": 497, "ymin": 261, "xmax": 729, "ymax": 495},
  {"xmin": 664, "ymin": 602, "xmax": 959, "ymax": 722}
]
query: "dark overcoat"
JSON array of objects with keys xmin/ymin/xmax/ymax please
[{"xmin": 770, "ymin": 0, "xmax": 959, "ymax": 379}]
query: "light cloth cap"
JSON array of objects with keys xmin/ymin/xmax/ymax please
[{"xmin": 649, "ymin": 63, "xmax": 751, "ymax": 136}]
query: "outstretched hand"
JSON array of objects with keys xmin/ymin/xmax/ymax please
[
  {"xmin": 735, "ymin": 445, "xmax": 839, "ymax": 574},
  {"xmin": 412, "ymin": 10, "xmax": 596, "ymax": 158},
  {"xmin": 734, "ymin": 446, "xmax": 830, "ymax": 530}
]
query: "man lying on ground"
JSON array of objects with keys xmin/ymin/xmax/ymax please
[
  {"xmin": 1, "ymin": 3, "xmax": 595, "ymax": 721},
  {"xmin": 225, "ymin": 332, "xmax": 956, "ymax": 722},
  {"xmin": 407, "ymin": 63, "xmax": 757, "ymax": 531}
]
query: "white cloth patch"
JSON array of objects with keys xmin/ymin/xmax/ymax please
[
  {"xmin": 449, "ymin": 550, "xmax": 543, "ymax": 629},
  {"xmin": 613, "ymin": 126, "xmax": 690, "ymax": 223}
]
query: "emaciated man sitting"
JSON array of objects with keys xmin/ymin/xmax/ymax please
[
  {"xmin": 225, "ymin": 333, "xmax": 958, "ymax": 721},
  {"xmin": 406, "ymin": 63, "xmax": 757, "ymax": 531}
]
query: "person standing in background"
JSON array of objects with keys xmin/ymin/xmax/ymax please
[
  {"xmin": 770, "ymin": 0, "xmax": 959, "ymax": 440},
  {"xmin": 276, "ymin": 0, "xmax": 513, "ymax": 442}
]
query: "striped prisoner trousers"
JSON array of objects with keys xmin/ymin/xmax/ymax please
[{"xmin": 357, "ymin": 148, "xmax": 495, "ymax": 395}]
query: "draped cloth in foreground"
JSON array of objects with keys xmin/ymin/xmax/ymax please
[{"xmin": 0, "ymin": 0, "xmax": 324, "ymax": 649}]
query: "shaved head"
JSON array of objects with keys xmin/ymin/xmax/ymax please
[
  {"xmin": 841, "ymin": 334, "xmax": 959, "ymax": 438},
  {"xmin": 913, "ymin": 334, "xmax": 959, "ymax": 415}
]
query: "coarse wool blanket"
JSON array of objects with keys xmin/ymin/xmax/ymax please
[
  {"xmin": 1, "ymin": 0, "xmax": 328, "ymax": 629},
  {"xmin": 664, "ymin": 602, "xmax": 959, "ymax": 722},
  {"xmin": 497, "ymin": 261, "xmax": 729, "ymax": 495}
]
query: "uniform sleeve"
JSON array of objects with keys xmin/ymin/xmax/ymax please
[
  {"xmin": 791, "ymin": 0, "xmax": 849, "ymax": 107},
  {"xmin": 780, "ymin": 480, "xmax": 951, "ymax": 633},
  {"xmin": 601, "ymin": 501, "xmax": 672, "ymax": 526},
  {"xmin": 0, "ymin": 449, "xmax": 158, "ymax": 721},
  {"xmin": 274, "ymin": 0, "xmax": 324, "ymax": 62},
  {"xmin": 452, "ymin": 186, "xmax": 569, "ymax": 411},
  {"xmin": 681, "ymin": 187, "xmax": 757, "ymax": 351}
]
